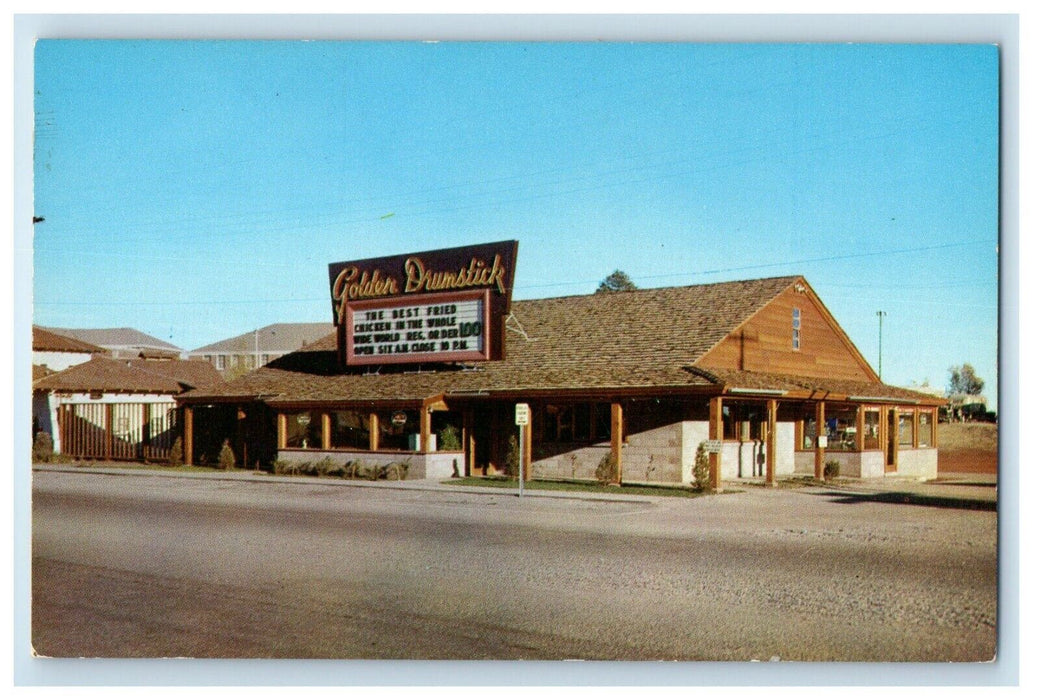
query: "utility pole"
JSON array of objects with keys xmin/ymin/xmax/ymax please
[{"xmin": 876, "ymin": 310, "xmax": 887, "ymax": 382}]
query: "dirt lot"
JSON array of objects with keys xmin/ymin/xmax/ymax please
[{"xmin": 938, "ymin": 422, "xmax": 998, "ymax": 475}]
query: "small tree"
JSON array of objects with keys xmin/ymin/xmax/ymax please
[
  {"xmin": 32, "ymin": 432, "xmax": 54, "ymax": 464},
  {"xmin": 596, "ymin": 269, "xmax": 638, "ymax": 293},
  {"xmin": 595, "ymin": 452, "xmax": 618, "ymax": 485},
  {"xmin": 503, "ymin": 434, "xmax": 520, "ymax": 478},
  {"xmin": 692, "ymin": 441, "xmax": 710, "ymax": 491},
  {"xmin": 218, "ymin": 440, "xmax": 236, "ymax": 471},
  {"xmin": 168, "ymin": 437, "xmax": 184, "ymax": 466},
  {"xmin": 438, "ymin": 424, "xmax": 462, "ymax": 451},
  {"xmin": 948, "ymin": 363, "xmax": 984, "ymax": 396}
]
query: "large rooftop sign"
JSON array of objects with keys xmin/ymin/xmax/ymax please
[{"xmin": 328, "ymin": 240, "xmax": 518, "ymax": 366}]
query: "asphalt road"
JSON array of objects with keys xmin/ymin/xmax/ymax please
[{"xmin": 31, "ymin": 470, "xmax": 997, "ymax": 661}]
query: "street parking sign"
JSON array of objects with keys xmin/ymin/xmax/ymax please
[{"xmin": 515, "ymin": 403, "xmax": 530, "ymax": 426}]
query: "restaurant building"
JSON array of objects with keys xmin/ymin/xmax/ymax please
[{"xmin": 177, "ymin": 241, "xmax": 942, "ymax": 484}]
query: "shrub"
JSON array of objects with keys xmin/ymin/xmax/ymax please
[
  {"xmin": 384, "ymin": 461, "xmax": 409, "ymax": 481},
  {"xmin": 32, "ymin": 432, "xmax": 53, "ymax": 463},
  {"xmin": 218, "ymin": 440, "xmax": 236, "ymax": 470},
  {"xmin": 692, "ymin": 441, "xmax": 711, "ymax": 491},
  {"xmin": 503, "ymin": 434, "xmax": 521, "ymax": 478},
  {"xmin": 824, "ymin": 459, "xmax": 841, "ymax": 481},
  {"xmin": 438, "ymin": 424, "xmax": 462, "ymax": 451},
  {"xmin": 343, "ymin": 460, "xmax": 362, "ymax": 479},
  {"xmin": 314, "ymin": 456, "xmax": 336, "ymax": 477},
  {"xmin": 168, "ymin": 437, "xmax": 184, "ymax": 467},
  {"xmin": 595, "ymin": 452, "xmax": 618, "ymax": 485},
  {"xmin": 358, "ymin": 463, "xmax": 381, "ymax": 480}
]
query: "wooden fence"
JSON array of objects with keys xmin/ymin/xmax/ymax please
[{"xmin": 57, "ymin": 402, "xmax": 178, "ymax": 461}]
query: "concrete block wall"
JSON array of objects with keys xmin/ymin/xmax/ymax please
[
  {"xmin": 897, "ymin": 448, "xmax": 938, "ymax": 479},
  {"xmin": 623, "ymin": 423, "xmax": 685, "ymax": 483},
  {"xmin": 775, "ymin": 423, "xmax": 796, "ymax": 475},
  {"xmin": 531, "ymin": 443, "xmax": 610, "ymax": 481},
  {"xmin": 681, "ymin": 421, "xmax": 711, "ymax": 484}
]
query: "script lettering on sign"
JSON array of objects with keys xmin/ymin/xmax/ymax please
[
  {"xmin": 328, "ymin": 240, "xmax": 518, "ymax": 366},
  {"xmin": 346, "ymin": 291, "xmax": 491, "ymax": 365}
]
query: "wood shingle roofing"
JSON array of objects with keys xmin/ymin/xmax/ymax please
[
  {"xmin": 181, "ymin": 276, "xmax": 806, "ymax": 403},
  {"xmin": 178, "ymin": 274, "xmax": 940, "ymax": 406},
  {"xmin": 33, "ymin": 357, "xmax": 223, "ymax": 394}
]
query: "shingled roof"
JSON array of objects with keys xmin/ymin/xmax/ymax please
[
  {"xmin": 41, "ymin": 327, "xmax": 183, "ymax": 354},
  {"xmin": 34, "ymin": 357, "xmax": 223, "ymax": 394},
  {"xmin": 179, "ymin": 275, "xmax": 942, "ymax": 406},
  {"xmin": 180, "ymin": 276, "xmax": 800, "ymax": 402},
  {"xmin": 190, "ymin": 323, "xmax": 336, "ymax": 354},
  {"xmin": 32, "ymin": 326, "xmax": 107, "ymax": 354}
]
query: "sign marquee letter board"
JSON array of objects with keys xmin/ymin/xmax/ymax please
[{"xmin": 328, "ymin": 240, "xmax": 518, "ymax": 367}]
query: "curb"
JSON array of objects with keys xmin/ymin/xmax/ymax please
[{"xmin": 31, "ymin": 464, "xmax": 662, "ymax": 506}]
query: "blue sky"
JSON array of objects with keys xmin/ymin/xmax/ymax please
[{"xmin": 32, "ymin": 40, "xmax": 999, "ymax": 402}]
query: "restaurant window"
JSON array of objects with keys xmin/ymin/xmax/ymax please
[
  {"xmin": 825, "ymin": 407, "xmax": 858, "ymax": 451},
  {"xmin": 723, "ymin": 403, "xmax": 764, "ymax": 441},
  {"xmin": 862, "ymin": 409, "xmax": 881, "ymax": 450},
  {"xmin": 801, "ymin": 417, "xmax": 818, "ymax": 450},
  {"xmin": 330, "ymin": 410, "xmax": 370, "ymax": 450},
  {"xmin": 792, "ymin": 308, "xmax": 801, "ymax": 350},
  {"xmin": 542, "ymin": 403, "xmax": 610, "ymax": 443},
  {"xmin": 898, "ymin": 411, "xmax": 915, "ymax": 447},
  {"xmin": 377, "ymin": 409, "xmax": 419, "ymax": 451},
  {"xmin": 285, "ymin": 410, "xmax": 323, "ymax": 449},
  {"xmin": 918, "ymin": 411, "xmax": 934, "ymax": 448}
]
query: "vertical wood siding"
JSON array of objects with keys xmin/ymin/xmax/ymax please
[{"xmin": 58, "ymin": 402, "xmax": 177, "ymax": 461}]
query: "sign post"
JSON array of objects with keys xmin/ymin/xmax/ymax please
[{"xmin": 515, "ymin": 403, "xmax": 530, "ymax": 499}]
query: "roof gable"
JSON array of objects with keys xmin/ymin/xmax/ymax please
[
  {"xmin": 32, "ymin": 326, "xmax": 107, "ymax": 354},
  {"xmin": 42, "ymin": 327, "xmax": 183, "ymax": 352},
  {"xmin": 190, "ymin": 323, "xmax": 336, "ymax": 354}
]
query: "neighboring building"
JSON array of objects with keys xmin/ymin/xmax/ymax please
[
  {"xmin": 32, "ymin": 326, "xmax": 109, "ymax": 372},
  {"xmin": 41, "ymin": 327, "xmax": 185, "ymax": 360},
  {"xmin": 33, "ymin": 356, "xmax": 222, "ymax": 461},
  {"xmin": 178, "ymin": 274, "xmax": 943, "ymax": 480},
  {"xmin": 189, "ymin": 323, "xmax": 335, "ymax": 377}
]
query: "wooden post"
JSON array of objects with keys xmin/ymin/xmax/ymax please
[
  {"xmin": 369, "ymin": 413, "xmax": 379, "ymax": 451},
  {"xmin": 856, "ymin": 405, "xmax": 865, "ymax": 452},
  {"xmin": 420, "ymin": 407, "xmax": 431, "ymax": 454},
  {"xmin": 889, "ymin": 408, "xmax": 900, "ymax": 472},
  {"xmin": 141, "ymin": 404, "xmax": 151, "ymax": 461},
  {"xmin": 105, "ymin": 403, "xmax": 113, "ymax": 460},
  {"xmin": 321, "ymin": 412, "xmax": 332, "ymax": 450},
  {"xmin": 765, "ymin": 399, "xmax": 777, "ymax": 487},
  {"xmin": 276, "ymin": 412, "xmax": 286, "ymax": 450},
  {"xmin": 183, "ymin": 406, "xmax": 194, "ymax": 466},
  {"xmin": 912, "ymin": 409, "xmax": 919, "ymax": 448},
  {"xmin": 462, "ymin": 409, "xmax": 474, "ymax": 476},
  {"xmin": 610, "ymin": 402, "xmax": 624, "ymax": 485},
  {"xmin": 814, "ymin": 401, "xmax": 826, "ymax": 481},
  {"xmin": 709, "ymin": 396, "xmax": 723, "ymax": 491}
]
